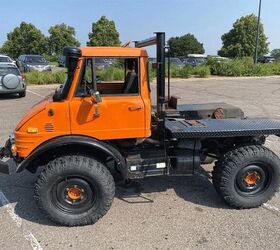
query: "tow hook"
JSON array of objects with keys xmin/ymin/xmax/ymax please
[{"xmin": 0, "ymin": 147, "xmax": 9, "ymax": 175}]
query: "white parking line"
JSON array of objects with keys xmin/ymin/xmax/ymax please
[
  {"xmin": 27, "ymin": 89, "xmax": 45, "ymax": 98},
  {"xmin": 0, "ymin": 191, "xmax": 43, "ymax": 250},
  {"xmin": 263, "ymin": 203, "xmax": 280, "ymax": 214}
]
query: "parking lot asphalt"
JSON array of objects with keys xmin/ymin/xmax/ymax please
[{"xmin": 0, "ymin": 77, "xmax": 280, "ymax": 250}]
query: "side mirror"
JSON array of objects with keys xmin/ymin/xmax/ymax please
[
  {"xmin": 89, "ymin": 90, "xmax": 102, "ymax": 118},
  {"xmin": 90, "ymin": 90, "xmax": 102, "ymax": 103}
]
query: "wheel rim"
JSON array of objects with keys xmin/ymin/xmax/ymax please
[
  {"xmin": 235, "ymin": 164, "xmax": 272, "ymax": 196},
  {"xmin": 52, "ymin": 176, "xmax": 98, "ymax": 214}
]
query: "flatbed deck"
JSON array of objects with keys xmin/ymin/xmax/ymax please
[{"xmin": 165, "ymin": 118, "xmax": 280, "ymax": 138}]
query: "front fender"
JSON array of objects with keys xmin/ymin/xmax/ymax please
[{"xmin": 16, "ymin": 135, "xmax": 128, "ymax": 179}]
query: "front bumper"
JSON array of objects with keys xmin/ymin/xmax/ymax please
[
  {"xmin": 0, "ymin": 147, "xmax": 9, "ymax": 174},
  {"xmin": 27, "ymin": 66, "xmax": 52, "ymax": 72},
  {"xmin": 0, "ymin": 159, "xmax": 9, "ymax": 174},
  {"xmin": 0, "ymin": 137, "xmax": 14, "ymax": 175}
]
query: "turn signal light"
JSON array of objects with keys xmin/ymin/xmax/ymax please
[
  {"xmin": 27, "ymin": 128, "xmax": 39, "ymax": 134},
  {"xmin": 11, "ymin": 144, "xmax": 17, "ymax": 156}
]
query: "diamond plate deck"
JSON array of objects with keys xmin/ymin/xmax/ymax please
[{"xmin": 165, "ymin": 118, "xmax": 280, "ymax": 138}]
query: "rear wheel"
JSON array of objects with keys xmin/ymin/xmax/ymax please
[
  {"xmin": 35, "ymin": 155, "xmax": 115, "ymax": 226},
  {"xmin": 212, "ymin": 145, "xmax": 280, "ymax": 208}
]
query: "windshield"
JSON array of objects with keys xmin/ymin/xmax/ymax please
[
  {"xmin": 25, "ymin": 56, "xmax": 47, "ymax": 64},
  {"xmin": 0, "ymin": 57, "xmax": 11, "ymax": 63},
  {"xmin": 0, "ymin": 67, "xmax": 20, "ymax": 76}
]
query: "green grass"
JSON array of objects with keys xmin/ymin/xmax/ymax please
[
  {"xmin": 25, "ymin": 71, "xmax": 66, "ymax": 85},
  {"xmin": 25, "ymin": 60, "xmax": 280, "ymax": 85}
]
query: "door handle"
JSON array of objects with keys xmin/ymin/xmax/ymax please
[{"xmin": 128, "ymin": 106, "xmax": 143, "ymax": 111}]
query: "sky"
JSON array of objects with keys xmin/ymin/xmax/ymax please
[{"xmin": 1, "ymin": 0, "xmax": 279, "ymax": 56}]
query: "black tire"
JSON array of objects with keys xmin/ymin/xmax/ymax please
[
  {"xmin": 212, "ymin": 145, "xmax": 280, "ymax": 208},
  {"xmin": 35, "ymin": 155, "xmax": 115, "ymax": 226},
  {"xmin": 18, "ymin": 91, "xmax": 26, "ymax": 98}
]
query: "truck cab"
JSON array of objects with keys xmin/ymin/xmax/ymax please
[{"xmin": 12, "ymin": 47, "xmax": 152, "ymax": 160}]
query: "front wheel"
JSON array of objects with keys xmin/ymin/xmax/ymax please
[
  {"xmin": 35, "ymin": 155, "xmax": 115, "ymax": 226},
  {"xmin": 212, "ymin": 145, "xmax": 280, "ymax": 208}
]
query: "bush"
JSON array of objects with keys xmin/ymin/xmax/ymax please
[
  {"xmin": 25, "ymin": 71, "xmax": 66, "ymax": 85},
  {"xmin": 208, "ymin": 58, "xmax": 280, "ymax": 77},
  {"xmin": 43, "ymin": 53, "xmax": 58, "ymax": 63},
  {"xmin": 98, "ymin": 67, "xmax": 123, "ymax": 81},
  {"xmin": 191, "ymin": 65, "xmax": 211, "ymax": 78},
  {"xmin": 168, "ymin": 65, "xmax": 210, "ymax": 78}
]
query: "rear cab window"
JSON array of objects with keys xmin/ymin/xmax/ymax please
[
  {"xmin": 0, "ymin": 66, "xmax": 20, "ymax": 76},
  {"xmin": 0, "ymin": 57, "xmax": 10, "ymax": 63}
]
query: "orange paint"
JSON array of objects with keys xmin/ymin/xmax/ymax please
[{"xmin": 14, "ymin": 47, "xmax": 151, "ymax": 158}]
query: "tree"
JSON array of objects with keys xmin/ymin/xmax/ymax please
[
  {"xmin": 48, "ymin": 23, "xmax": 80, "ymax": 56},
  {"xmin": 87, "ymin": 16, "xmax": 121, "ymax": 46},
  {"xmin": 167, "ymin": 34, "xmax": 205, "ymax": 57},
  {"xmin": 1, "ymin": 22, "xmax": 47, "ymax": 58},
  {"xmin": 271, "ymin": 49, "xmax": 280, "ymax": 59},
  {"xmin": 218, "ymin": 14, "xmax": 269, "ymax": 58}
]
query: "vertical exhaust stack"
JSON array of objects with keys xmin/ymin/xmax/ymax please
[
  {"xmin": 156, "ymin": 32, "xmax": 166, "ymax": 116},
  {"xmin": 135, "ymin": 32, "xmax": 166, "ymax": 117}
]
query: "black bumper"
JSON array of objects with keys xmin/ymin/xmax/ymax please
[
  {"xmin": 0, "ymin": 140, "xmax": 13, "ymax": 175},
  {"xmin": 0, "ymin": 159, "xmax": 9, "ymax": 174}
]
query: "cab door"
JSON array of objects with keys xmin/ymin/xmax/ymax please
[{"xmin": 69, "ymin": 57, "xmax": 146, "ymax": 140}]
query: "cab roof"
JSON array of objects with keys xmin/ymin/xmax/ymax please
[{"xmin": 81, "ymin": 47, "xmax": 148, "ymax": 57}]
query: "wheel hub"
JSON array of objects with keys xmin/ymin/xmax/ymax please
[
  {"xmin": 66, "ymin": 185, "xmax": 84, "ymax": 201},
  {"xmin": 243, "ymin": 171, "xmax": 260, "ymax": 186},
  {"xmin": 235, "ymin": 164, "xmax": 269, "ymax": 195},
  {"xmin": 52, "ymin": 177, "xmax": 97, "ymax": 214}
]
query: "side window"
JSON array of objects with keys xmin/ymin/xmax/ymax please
[
  {"xmin": 76, "ymin": 58, "xmax": 94, "ymax": 96},
  {"xmin": 76, "ymin": 57, "xmax": 139, "ymax": 96},
  {"xmin": 95, "ymin": 57, "xmax": 139, "ymax": 95}
]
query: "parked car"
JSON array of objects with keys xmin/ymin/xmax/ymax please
[
  {"xmin": 182, "ymin": 57, "xmax": 206, "ymax": 67},
  {"xmin": 0, "ymin": 63, "xmax": 26, "ymax": 97},
  {"xmin": 167, "ymin": 58, "xmax": 185, "ymax": 68},
  {"xmin": 0, "ymin": 55, "xmax": 16, "ymax": 65},
  {"xmin": 257, "ymin": 56, "xmax": 275, "ymax": 64},
  {"xmin": 16, "ymin": 55, "xmax": 51, "ymax": 72},
  {"xmin": 149, "ymin": 57, "xmax": 185, "ymax": 68},
  {"xmin": 58, "ymin": 55, "xmax": 66, "ymax": 67},
  {"xmin": 207, "ymin": 55, "xmax": 231, "ymax": 63},
  {"xmin": 95, "ymin": 58, "xmax": 111, "ymax": 70}
]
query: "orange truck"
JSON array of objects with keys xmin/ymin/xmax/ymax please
[{"xmin": 1, "ymin": 32, "xmax": 280, "ymax": 226}]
